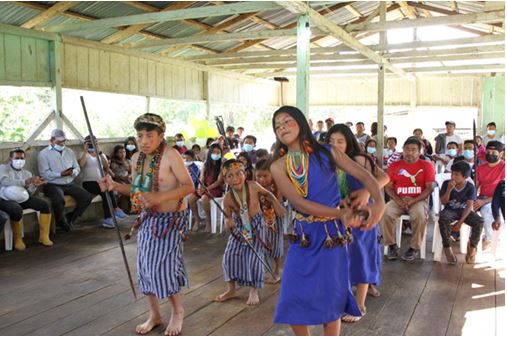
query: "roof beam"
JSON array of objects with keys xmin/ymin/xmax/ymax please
[
  {"xmin": 398, "ymin": 1, "xmax": 417, "ymax": 19},
  {"xmin": 353, "ymin": 9, "xmax": 505, "ymax": 32},
  {"xmin": 44, "ymin": 1, "xmax": 282, "ymax": 33},
  {"xmin": 185, "ymin": 34, "xmax": 504, "ymax": 62},
  {"xmin": 101, "ymin": 2, "xmax": 196, "ymax": 44},
  {"xmin": 276, "ymin": 1, "xmax": 411, "ymax": 79},
  {"xmin": 223, "ymin": 2, "xmax": 353, "ymax": 53},
  {"xmin": 20, "ymin": 1, "xmax": 76, "ymax": 29},
  {"xmin": 129, "ymin": 28, "xmax": 301, "ymax": 49},
  {"xmin": 344, "ymin": 4, "xmax": 363, "ymax": 18}
]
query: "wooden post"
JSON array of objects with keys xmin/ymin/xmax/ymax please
[
  {"xmin": 49, "ymin": 40, "xmax": 63, "ymax": 129},
  {"xmin": 203, "ymin": 71, "xmax": 211, "ymax": 120},
  {"xmin": 296, "ymin": 14, "xmax": 310, "ymax": 116},
  {"xmin": 376, "ymin": 1, "xmax": 386, "ymax": 165}
]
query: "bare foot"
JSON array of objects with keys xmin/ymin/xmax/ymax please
[
  {"xmin": 191, "ymin": 223, "xmax": 199, "ymax": 232},
  {"xmin": 164, "ymin": 308, "xmax": 184, "ymax": 336},
  {"xmin": 265, "ymin": 274, "xmax": 281, "ymax": 284},
  {"xmin": 135, "ymin": 315, "xmax": 163, "ymax": 335},
  {"xmin": 205, "ymin": 223, "xmax": 211, "ymax": 233},
  {"xmin": 368, "ymin": 284, "xmax": 380, "ymax": 298},
  {"xmin": 213, "ymin": 289, "xmax": 237, "ymax": 302},
  {"xmin": 246, "ymin": 288, "xmax": 259, "ymax": 306}
]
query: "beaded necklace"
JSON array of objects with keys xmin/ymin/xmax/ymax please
[
  {"xmin": 232, "ymin": 184, "xmax": 254, "ymax": 243},
  {"xmin": 286, "ymin": 150, "xmax": 309, "ymax": 197}
]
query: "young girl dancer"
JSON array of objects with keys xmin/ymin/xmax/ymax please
[
  {"xmin": 255, "ymin": 158, "xmax": 285, "ymax": 283},
  {"xmin": 326, "ymin": 124, "xmax": 389, "ymax": 322},
  {"xmin": 214, "ymin": 159, "xmax": 284, "ymax": 305},
  {"xmin": 271, "ymin": 106, "xmax": 384, "ymax": 336}
]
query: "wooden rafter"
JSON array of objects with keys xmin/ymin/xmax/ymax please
[
  {"xmin": 222, "ymin": 2, "xmax": 354, "ymax": 53},
  {"xmin": 276, "ymin": 1, "xmax": 411, "ymax": 79},
  {"xmin": 399, "ymin": 1, "xmax": 418, "ymax": 19},
  {"xmin": 21, "ymin": 1, "xmax": 76, "ymax": 29},
  {"xmin": 101, "ymin": 2, "xmax": 196, "ymax": 44},
  {"xmin": 344, "ymin": 4, "xmax": 363, "ymax": 18}
]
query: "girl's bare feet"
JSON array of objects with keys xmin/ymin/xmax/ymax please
[
  {"xmin": 266, "ymin": 273, "xmax": 281, "ymax": 284},
  {"xmin": 368, "ymin": 284, "xmax": 380, "ymax": 297},
  {"xmin": 213, "ymin": 289, "xmax": 237, "ymax": 302},
  {"xmin": 135, "ymin": 315, "xmax": 163, "ymax": 335},
  {"xmin": 191, "ymin": 221, "xmax": 199, "ymax": 232},
  {"xmin": 246, "ymin": 288, "xmax": 259, "ymax": 305},
  {"xmin": 164, "ymin": 308, "xmax": 184, "ymax": 336}
]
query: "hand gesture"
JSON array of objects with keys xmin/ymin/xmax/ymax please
[
  {"xmin": 451, "ymin": 221, "xmax": 462, "ymax": 232},
  {"xmin": 61, "ymin": 167, "xmax": 73, "ymax": 177},
  {"xmin": 447, "ymin": 180, "xmax": 457, "ymax": 191},
  {"xmin": 338, "ymin": 200, "xmax": 363, "ymax": 229},
  {"xmin": 33, "ymin": 176, "xmax": 45, "ymax": 186},
  {"xmin": 349, "ymin": 189, "xmax": 370, "ymax": 208},
  {"xmin": 363, "ymin": 201, "xmax": 384, "ymax": 230},
  {"xmin": 492, "ymin": 219, "xmax": 501, "ymax": 231},
  {"xmin": 98, "ymin": 175, "xmax": 115, "ymax": 192}
]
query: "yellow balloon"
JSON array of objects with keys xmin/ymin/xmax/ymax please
[{"xmin": 224, "ymin": 152, "xmax": 236, "ymax": 160}]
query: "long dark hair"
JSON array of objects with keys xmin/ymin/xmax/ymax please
[
  {"xmin": 112, "ymin": 144, "xmax": 126, "ymax": 163},
  {"xmin": 326, "ymin": 123, "xmax": 374, "ymax": 173},
  {"xmin": 124, "ymin": 136, "xmax": 138, "ymax": 160},
  {"xmin": 203, "ymin": 143, "xmax": 223, "ymax": 182},
  {"xmin": 271, "ymin": 106, "xmax": 335, "ymax": 171}
]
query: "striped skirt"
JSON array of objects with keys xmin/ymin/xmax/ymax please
[
  {"xmin": 137, "ymin": 210, "xmax": 189, "ymax": 299},
  {"xmin": 264, "ymin": 216, "xmax": 284, "ymax": 259},
  {"xmin": 222, "ymin": 212, "xmax": 265, "ymax": 289}
]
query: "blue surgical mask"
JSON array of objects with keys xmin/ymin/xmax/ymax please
[
  {"xmin": 367, "ymin": 147, "xmax": 376, "ymax": 154},
  {"xmin": 447, "ymin": 149, "xmax": 457, "ymax": 157},
  {"xmin": 126, "ymin": 144, "xmax": 136, "ymax": 152},
  {"xmin": 487, "ymin": 129, "xmax": 496, "ymax": 136},
  {"xmin": 53, "ymin": 144, "xmax": 65, "ymax": 152},
  {"xmin": 211, "ymin": 154, "xmax": 221, "ymax": 161},
  {"xmin": 463, "ymin": 149, "xmax": 474, "ymax": 160},
  {"xmin": 176, "ymin": 141, "xmax": 185, "ymax": 148},
  {"xmin": 243, "ymin": 144, "xmax": 254, "ymax": 152}
]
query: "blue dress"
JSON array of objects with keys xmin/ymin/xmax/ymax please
[
  {"xmin": 345, "ymin": 174, "xmax": 382, "ymax": 286},
  {"xmin": 273, "ymin": 149, "xmax": 360, "ymax": 325}
]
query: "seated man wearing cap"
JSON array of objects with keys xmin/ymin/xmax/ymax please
[
  {"xmin": 475, "ymin": 140, "xmax": 505, "ymax": 249},
  {"xmin": 0, "ymin": 148, "xmax": 53, "ymax": 250},
  {"xmin": 37, "ymin": 129, "xmax": 93, "ymax": 231},
  {"xmin": 99, "ymin": 113, "xmax": 194, "ymax": 336},
  {"xmin": 435, "ymin": 121, "xmax": 464, "ymax": 155}
]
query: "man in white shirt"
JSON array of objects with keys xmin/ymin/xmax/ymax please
[
  {"xmin": 483, "ymin": 122, "xmax": 504, "ymax": 146},
  {"xmin": 435, "ymin": 121, "xmax": 463, "ymax": 154},
  {"xmin": 38, "ymin": 129, "xmax": 92, "ymax": 231}
]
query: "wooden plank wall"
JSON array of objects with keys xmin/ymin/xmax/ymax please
[
  {"xmin": 0, "ymin": 32, "xmax": 51, "ymax": 86},
  {"xmin": 284, "ymin": 75, "xmax": 483, "ymax": 107},
  {"xmin": 62, "ymin": 42, "xmax": 204, "ymax": 101},
  {"xmin": 209, "ymin": 72, "xmax": 280, "ymax": 106}
]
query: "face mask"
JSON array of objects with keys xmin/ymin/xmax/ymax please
[
  {"xmin": 126, "ymin": 144, "xmax": 136, "ymax": 152},
  {"xmin": 184, "ymin": 161, "xmax": 193, "ymax": 167},
  {"xmin": 176, "ymin": 141, "xmax": 185, "ymax": 148},
  {"xmin": 463, "ymin": 150, "xmax": 474, "ymax": 160},
  {"xmin": 211, "ymin": 154, "xmax": 221, "ymax": 161},
  {"xmin": 367, "ymin": 147, "xmax": 376, "ymax": 154},
  {"xmin": 447, "ymin": 149, "xmax": 457, "ymax": 157},
  {"xmin": 53, "ymin": 144, "xmax": 65, "ymax": 152},
  {"xmin": 487, "ymin": 129, "xmax": 496, "ymax": 136},
  {"xmin": 243, "ymin": 144, "xmax": 254, "ymax": 152},
  {"xmin": 486, "ymin": 153, "xmax": 499, "ymax": 163},
  {"xmin": 87, "ymin": 148, "xmax": 95, "ymax": 153},
  {"xmin": 11, "ymin": 159, "xmax": 25, "ymax": 170}
]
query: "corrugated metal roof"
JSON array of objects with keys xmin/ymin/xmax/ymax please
[{"xmin": 0, "ymin": 2, "xmax": 40, "ymax": 26}]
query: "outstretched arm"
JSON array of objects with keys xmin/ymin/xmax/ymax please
[{"xmin": 252, "ymin": 181, "xmax": 285, "ymax": 217}]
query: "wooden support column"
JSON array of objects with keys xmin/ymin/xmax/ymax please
[
  {"xmin": 296, "ymin": 14, "xmax": 310, "ymax": 116},
  {"xmin": 376, "ymin": 1, "xmax": 386, "ymax": 164},
  {"xmin": 49, "ymin": 40, "xmax": 63, "ymax": 129},
  {"xmin": 203, "ymin": 72, "xmax": 212, "ymax": 120}
]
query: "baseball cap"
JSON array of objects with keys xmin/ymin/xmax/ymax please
[
  {"xmin": 445, "ymin": 121, "xmax": 456, "ymax": 126},
  {"xmin": 51, "ymin": 129, "xmax": 67, "ymax": 141}
]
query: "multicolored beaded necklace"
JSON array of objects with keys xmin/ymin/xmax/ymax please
[{"xmin": 286, "ymin": 150, "xmax": 309, "ymax": 197}]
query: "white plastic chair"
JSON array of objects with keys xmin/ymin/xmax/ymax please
[
  {"xmin": 210, "ymin": 196, "xmax": 225, "ymax": 234},
  {"xmin": 3, "ymin": 209, "xmax": 39, "ymax": 251}
]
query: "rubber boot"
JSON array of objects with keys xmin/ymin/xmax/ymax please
[
  {"xmin": 38, "ymin": 213, "xmax": 54, "ymax": 247},
  {"xmin": 12, "ymin": 220, "xmax": 26, "ymax": 251}
]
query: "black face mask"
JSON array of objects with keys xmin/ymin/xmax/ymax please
[{"xmin": 486, "ymin": 153, "xmax": 499, "ymax": 163}]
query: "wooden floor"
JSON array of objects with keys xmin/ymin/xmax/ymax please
[{"xmin": 0, "ymin": 216, "xmax": 504, "ymax": 336}]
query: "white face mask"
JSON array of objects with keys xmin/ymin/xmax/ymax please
[
  {"xmin": 487, "ymin": 129, "xmax": 496, "ymax": 136},
  {"xmin": 176, "ymin": 141, "xmax": 185, "ymax": 148},
  {"xmin": 126, "ymin": 144, "xmax": 136, "ymax": 152},
  {"xmin": 53, "ymin": 144, "xmax": 65, "ymax": 152},
  {"xmin": 11, "ymin": 159, "xmax": 25, "ymax": 170}
]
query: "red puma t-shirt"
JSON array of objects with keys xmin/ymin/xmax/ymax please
[{"xmin": 387, "ymin": 159, "xmax": 435, "ymax": 197}]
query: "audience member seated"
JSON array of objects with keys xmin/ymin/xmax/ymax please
[
  {"xmin": 355, "ymin": 121, "xmax": 370, "ymax": 146},
  {"xmin": 483, "ymin": 122, "xmax": 504, "ymax": 146},
  {"xmin": 325, "ymin": 117, "xmax": 334, "ymax": 131},
  {"xmin": 124, "ymin": 136, "xmax": 138, "ymax": 160},
  {"xmin": 439, "ymin": 161, "xmax": 483, "ymax": 264},
  {"xmin": 235, "ymin": 126, "xmax": 245, "ymax": 143},
  {"xmin": 242, "ymin": 135, "xmax": 258, "ymax": 165},
  {"xmin": 203, "ymin": 137, "xmax": 215, "ymax": 159},
  {"xmin": 446, "ymin": 140, "xmax": 476, "ymax": 179},
  {"xmin": 435, "ymin": 121, "xmax": 463, "ymax": 154},
  {"xmin": 183, "ymin": 150, "xmax": 201, "ymax": 190},
  {"xmin": 434, "ymin": 141, "xmax": 459, "ymax": 168},
  {"xmin": 110, "ymin": 144, "xmax": 132, "ymax": 214},
  {"xmin": 173, "ymin": 133, "xmax": 188, "ymax": 155},
  {"xmin": 79, "ymin": 136, "xmax": 126, "ymax": 229},
  {"xmin": 225, "ymin": 126, "xmax": 239, "ymax": 150},
  {"xmin": 475, "ymin": 141, "xmax": 505, "ymax": 249},
  {"xmin": 491, "ymin": 179, "xmax": 505, "ymax": 232},
  {"xmin": 191, "ymin": 144, "xmax": 203, "ymax": 162},
  {"xmin": 383, "ymin": 137, "xmax": 397, "ymax": 168},
  {"xmin": 317, "ymin": 132, "xmax": 327, "ymax": 145},
  {"xmin": 0, "ymin": 148, "xmax": 53, "ymax": 249},
  {"xmin": 313, "ymin": 120, "xmax": 325, "ymax": 140},
  {"xmin": 255, "ymin": 148, "xmax": 270, "ymax": 163},
  {"xmin": 237, "ymin": 151, "xmax": 254, "ymax": 181},
  {"xmin": 365, "ymin": 138, "xmax": 379, "ymax": 167},
  {"xmin": 475, "ymin": 135, "xmax": 487, "ymax": 163},
  {"xmin": 370, "ymin": 122, "xmax": 387, "ymax": 144},
  {"xmin": 381, "ymin": 137, "xmax": 435, "ymax": 261},
  {"xmin": 188, "ymin": 143, "xmax": 224, "ymax": 232},
  {"xmin": 413, "ymin": 128, "xmax": 433, "ymax": 156},
  {"xmin": 38, "ymin": 129, "xmax": 92, "ymax": 231}
]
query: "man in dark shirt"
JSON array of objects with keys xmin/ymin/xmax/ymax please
[
  {"xmin": 225, "ymin": 126, "xmax": 239, "ymax": 149},
  {"xmin": 439, "ymin": 161, "xmax": 483, "ymax": 264},
  {"xmin": 492, "ymin": 179, "xmax": 505, "ymax": 231}
]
